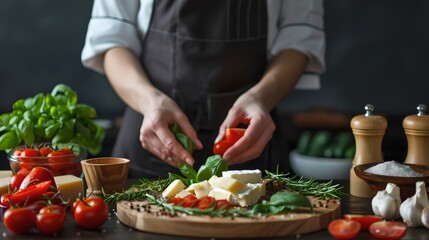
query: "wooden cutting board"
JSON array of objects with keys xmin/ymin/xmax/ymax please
[{"xmin": 116, "ymin": 197, "xmax": 341, "ymax": 238}]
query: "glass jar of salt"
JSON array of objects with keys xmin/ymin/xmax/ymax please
[
  {"xmin": 350, "ymin": 104, "xmax": 388, "ymax": 197},
  {"xmin": 403, "ymin": 104, "xmax": 429, "ymax": 167}
]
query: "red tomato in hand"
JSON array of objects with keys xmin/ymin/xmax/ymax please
[
  {"xmin": 9, "ymin": 180, "xmax": 52, "ymax": 205},
  {"xmin": 343, "ymin": 214, "xmax": 382, "ymax": 230},
  {"xmin": 213, "ymin": 140, "xmax": 233, "ymax": 156},
  {"xmin": 36, "ymin": 205, "xmax": 67, "ymax": 235},
  {"xmin": 225, "ymin": 128, "xmax": 246, "ymax": 143},
  {"xmin": 182, "ymin": 195, "xmax": 198, "ymax": 208},
  {"xmin": 328, "ymin": 219, "xmax": 361, "ymax": 240},
  {"xmin": 369, "ymin": 221, "xmax": 407, "ymax": 240},
  {"xmin": 3, "ymin": 207, "xmax": 36, "ymax": 234},
  {"xmin": 19, "ymin": 167, "xmax": 56, "ymax": 190},
  {"xmin": 195, "ymin": 196, "xmax": 216, "ymax": 210},
  {"xmin": 73, "ymin": 197, "xmax": 109, "ymax": 229}
]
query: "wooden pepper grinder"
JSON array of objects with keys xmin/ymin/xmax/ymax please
[
  {"xmin": 350, "ymin": 104, "xmax": 388, "ymax": 197},
  {"xmin": 403, "ymin": 104, "xmax": 429, "ymax": 166}
]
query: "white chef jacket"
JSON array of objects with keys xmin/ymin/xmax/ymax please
[{"xmin": 81, "ymin": 0, "xmax": 325, "ymax": 89}]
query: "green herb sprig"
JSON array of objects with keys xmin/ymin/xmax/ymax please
[{"xmin": 265, "ymin": 169, "xmax": 344, "ymax": 200}]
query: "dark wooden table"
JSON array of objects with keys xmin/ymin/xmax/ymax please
[{"xmin": 1, "ymin": 180, "xmax": 428, "ymax": 239}]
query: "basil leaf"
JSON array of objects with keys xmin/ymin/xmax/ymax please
[
  {"xmin": 51, "ymin": 84, "xmax": 78, "ymax": 106},
  {"xmin": 45, "ymin": 123, "xmax": 60, "ymax": 139},
  {"xmin": 177, "ymin": 161, "xmax": 197, "ymax": 180},
  {"xmin": 17, "ymin": 119, "xmax": 35, "ymax": 143},
  {"xmin": 169, "ymin": 123, "xmax": 196, "ymax": 154},
  {"xmin": 0, "ymin": 131, "xmax": 21, "ymax": 150},
  {"xmin": 269, "ymin": 191, "xmax": 312, "ymax": 211},
  {"xmin": 196, "ymin": 155, "xmax": 227, "ymax": 182}
]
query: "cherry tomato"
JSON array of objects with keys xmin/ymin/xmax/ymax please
[
  {"xmin": 38, "ymin": 147, "xmax": 52, "ymax": 157},
  {"xmin": 19, "ymin": 166, "xmax": 56, "ymax": 190},
  {"xmin": 215, "ymin": 199, "xmax": 231, "ymax": 210},
  {"xmin": 20, "ymin": 148, "xmax": 40, "ymax": 170},
  {"xmin": 195, "ymin": 196, "xmax": 216, "ymax": 210},
  {"xmin": 344, "ymin": 214, "xmax": 382, "ymax": 230},
  {"xmin": 47, "ymin": 151, "xmax": 70, "ymax": 171},
  {"xmin": 213, "ymin": 139, "xmax": 233, "ymax": 156},
  {"xmin": 9, "ymin": 170, "xmax": 29, "ymax": 192},
  {"xmin": 225, "ymin": 128, "xmax": 246, "ymax": 143},
  {"xmin": 369, "ymin": 221, "xmax": 407, "ymax": 240},
  {"xmin": 60, "ymin": 147, "xmax": 76, "ymax": 161},
  {"xmin": 3, "ymin": 207, "xmax": 36, "ymax": 234},
  {"xmin": 73, "ymin": 197, "xmax": 109, "ymax": 229},
  {"xmin": 1, "ymin": 193, "xmax": 11, "ymax": 208},
  {"xmin": 26, "ymin": 200, "xmax": 49, "ymax": 214},
  {"xmin": 9, "ymin": 180, "xmax": 52, "ymax": 205},
  {"xmin": 328, "ymin": 219, "xmax": 361, "ymax": 240},
  {"xmin": 167, "ymin": 197, "xmax": 183, "ymax": 206},
  {"xmin": 12, "ymin": 148, "xmax": 24, "ymax": 157},
  {"xmin": 182, "ymin": 195, "xmax": 198, "ymax": 208},
  {"xmin": 36, "ymin": 205, "xmax": 66, "ymax": 235}
]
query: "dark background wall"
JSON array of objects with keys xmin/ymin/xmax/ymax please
[{"xmin": 1, "ymin": 0, "xmax": 428, "ymax": 165}]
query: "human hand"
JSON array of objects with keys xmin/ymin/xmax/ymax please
[
  {"xmin": 139, "ymin": 93, "xmax": 203, "ymax": 167},
  {"xmin": 215, "ymin": 93, "xmax": 275, "ymax": 165}
]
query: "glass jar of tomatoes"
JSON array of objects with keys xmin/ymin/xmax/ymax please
[{"xmin": 7, "ymin": 143, "xmax": 87, "ymax": 177}]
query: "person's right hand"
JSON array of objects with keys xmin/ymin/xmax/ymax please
[{"xmin": 139, "ymin": 92, "xmax": 203, "ymax": 168}]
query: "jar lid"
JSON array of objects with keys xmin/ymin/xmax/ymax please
[
  {"xmin": 403, "ymin": 104, "xmax": 429, "ymax": 131},
  {"xmin": 350, "ymin": 104, "xmax": 388, "ymax": 130}
]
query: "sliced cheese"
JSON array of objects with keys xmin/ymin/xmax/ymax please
[
  {"xmin": 0, "ymin": 177, "xmax": 11, "ymax": 195},
  {"xmin": 0, "ymin": 170, "xmax": 13, "ymax": 178},
  {"xmin": 222, "ymin": 169, "xmax": 262, "ymax": 184},
  {"xmin": 233, "ymin": 183, "xmax": 264, "ymax": 207},
  {"xmin": 193, "ymin": 180, "xmax": 211, "ymax": 199},
  {"xmin": 162, "ymin": 179, "xmax": 185, "ymax": 199},
  {"xmin": 216, "ymin": 177, "xmax": 246, "ymax": 194},
  {"xmin": 54, "ymin": 175, "xmax": 84, "ymax": 205},
  {"xmin": 175, "ymin": 189, "xmax": 193, "ymax": 198},
  {"xmin": 208, "ymin": 187, "xmax": 235, "ymax": 203}
]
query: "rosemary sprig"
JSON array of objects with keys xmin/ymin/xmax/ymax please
[
  {"xmin": 264, "ymin": 169, "xmax": 344, "ymax": 200},
  {"xmin": 104, "ymin": 177, "xmax": 171, "ymax": 204}
]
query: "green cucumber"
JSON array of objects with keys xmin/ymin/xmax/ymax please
[
  {"xmin": 296, "ymin": 131, "xmax": 312, "ymax": 154},
  {"xmin": 307, "ymin": 130, "xmax": 332, "ymax": 157}
]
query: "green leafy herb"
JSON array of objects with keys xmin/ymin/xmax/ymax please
[
  {"xmin": 174, "ymin": 155, "xmax": 227, "ymax": 184},
  {"xmin": 0, "ymin": 84, "xmax": 105, "ymax": 154},
  {"xmin": 265, "ymin": 168, "xmax": 344, "ymax": 200},
  {"xmin": 170, "ymin": 123, "xmax": 195, "ymax": 154}
]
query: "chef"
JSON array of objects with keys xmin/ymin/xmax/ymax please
[{"xmin": 81, "ymin": 0, "xmax": 325, "ymax": 178}]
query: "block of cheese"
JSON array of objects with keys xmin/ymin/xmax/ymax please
[
  {"xmin": 54, "ymin": 175, "xmax": 84, "ymax": 205},
  {"xmin": 175, "ymin": 189, "xmax": 193, "ymax": 199},
  {"xmin": 208, "ymin": 175, "xmax": 220, "ymax": 188},
  {"xmin": 216, "ymin": 177, "xmax": 246, "ymax": 194},
  {"xmin": 185, "ymin": 183, "xmax": 196, "ymax": 195},
  {"xmin": 208, "ymin": 187, "xmax": 235, "ymax": 203},
  {"xmin": 233, "ymin": 183, "xmax": 264, "ymax": 207},
  {"xmin": 0, "ymin": 170, "xmax": 12, "ymax": 178},
  {"xmin": 0, "ymin": 177, "xmax": 11, "ymax": 195},
  {"xmin": 162, "ymin": 179, "xmax": 185, "ymax": 199},
  {"xmin": 193, "ymin": 180, "xmax": 211, "ymax": 199},
  {"xmin": 222, "ymin": 169, "xmax": 262, "ymax": 184}
]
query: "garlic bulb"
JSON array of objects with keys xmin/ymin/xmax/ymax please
[
  {"xmin": 400, "ymin": 181, "xmax": 429, "ymax": 227},
  {"xmin": 372, "ymin": 183, "xmax": 401, "ymax": 220}
]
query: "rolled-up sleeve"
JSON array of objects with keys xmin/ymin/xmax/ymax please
[
  {"xmin": 81, "ymin": 0, "xmax": 142, "ymax": 74},
  {"xmin": 268, "ymin": 0, "xmax": 325, "ymax": 77}
]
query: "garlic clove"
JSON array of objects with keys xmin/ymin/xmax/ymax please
[
  {"xmin": 371, "ymin": 183, "xmax": 401, "ymax": 220},
  {"xmin": 399, "ymin": 181, "xmax": 429, "ymax": 227},
  {"xmin": 421, "ymin": 206, "xmax": 429, "ymax": 229}
]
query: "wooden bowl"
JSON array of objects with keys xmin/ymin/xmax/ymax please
[{"xmin": 354, "ymin": 163, "xmax": 429, "ymax": 201}]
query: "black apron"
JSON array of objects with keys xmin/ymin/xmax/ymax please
[{"xmin": 112, "ymin": 0, "xmax": 290, "ymax": 178}]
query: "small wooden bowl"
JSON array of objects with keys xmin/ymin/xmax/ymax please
[
  {"xmin": 354, "ymin": 163, "xmax": 429, "ymax": 201},
  {"xmin": 81, "ymin": 157, "xmax": 130, "ymax": 198}
]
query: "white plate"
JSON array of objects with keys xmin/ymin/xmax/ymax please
[{"xmin": 289, "ymin": 150, "xmax": 352, "ymax": 180}]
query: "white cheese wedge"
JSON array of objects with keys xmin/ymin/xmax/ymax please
[
  {"xmin": 0, "ymin": 177, "xmax": 11, "ymax": 195},
  {"xmin": 0, "ymin": 170, "xmax": 12, "ymax": 178},
  {"xmin": 186, "ymin": 183, "xmax": 196, "ymax": 195},
  {"xmin": 175, "ymin": 189, "xmax": 193, "ymax": 199},
  {"xmin": 208, "ymin": 187, "xmax": 235, "ymax": 203},
  {"xmin": 54, "ymin": 175, "xmax": 84, "ymax": 205},
  {"xmin": 162, "ymin": 179, "xmax": 185, "ymax": 199},
  {"xmin": 222, "ymin": 169, "xmax": 262, "ymax": 184},
  {"xmin": 193, "ymin": 180, "xmax": 211, "ymax": 199},
  {"xmin": 233, "ymin": 183, "xmax": 264, "ymax": 207},
  {"xmin": 208, "ymin": 175, "xmax": 220, "ymax": 188},
  {"xmin": 216, "ymin": 177, "xmax": 246, "ymax": 194}
]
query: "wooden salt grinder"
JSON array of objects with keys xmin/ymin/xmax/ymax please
[
  {"xmin": 403, "ymin": 104, "xmax": 429, "ymax": 166},
  {"xmin": 350, "ymin": 104, "xmax": 388, "ymax": 197}
]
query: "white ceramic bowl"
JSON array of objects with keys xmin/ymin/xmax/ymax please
[{"xmin": 289, "ymin": 150, "xmax": 352, "ymax": 180}]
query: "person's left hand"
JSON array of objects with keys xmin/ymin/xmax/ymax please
[{"xmin": 215, "ymin": 93, "xmax": 275, "ymax": 165}]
